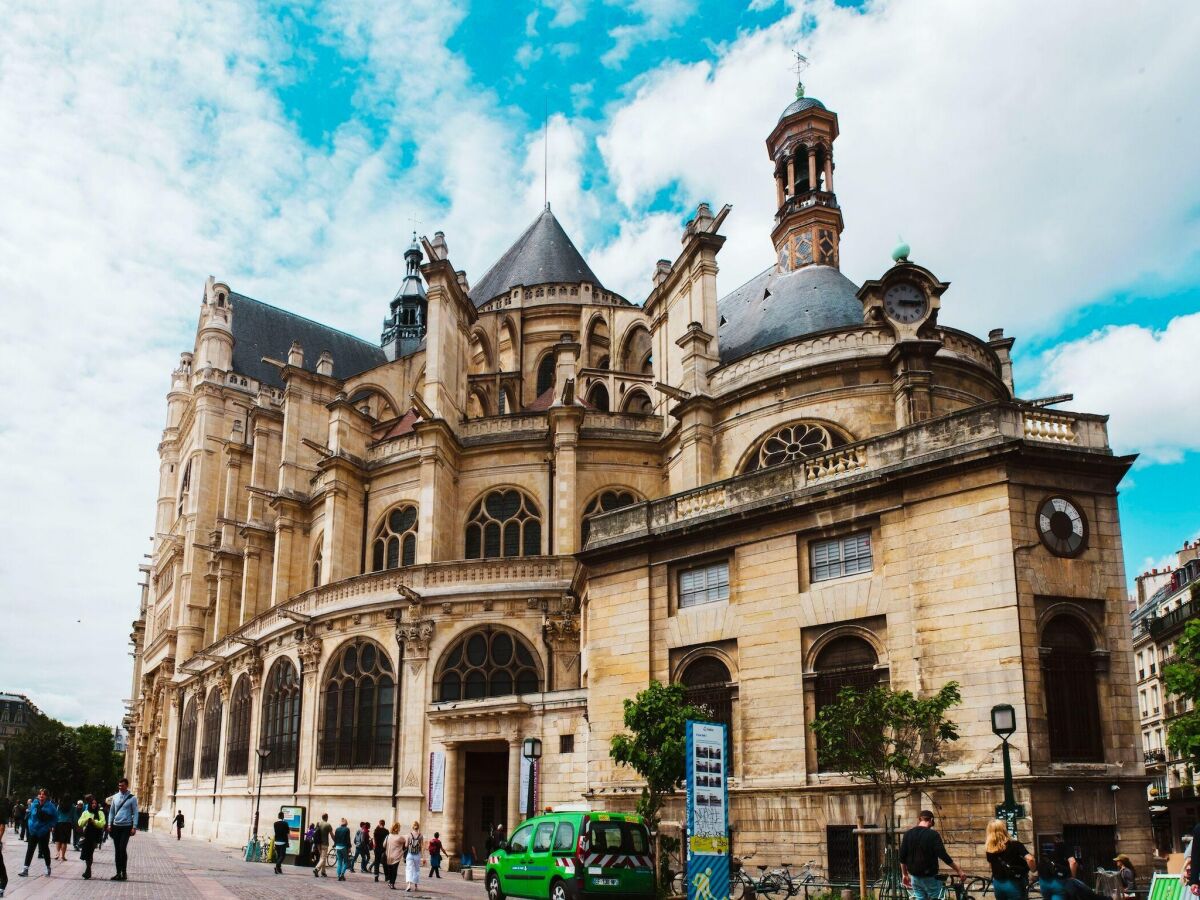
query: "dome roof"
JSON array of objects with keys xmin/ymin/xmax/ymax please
[
  {"xmin": 778, "ymin": 96, "xmax": 827, "ymax": 121},
  {"xmin": 716, "ymin": 265, "xmax": 862, "ymax": 364},
  {"xmin": 468, "ymin": 206, "xmax": 604, "ymax": 307}
]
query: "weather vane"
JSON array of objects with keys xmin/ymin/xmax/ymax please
[{"xmin": 792, "ymin": 50, "xmax": 809, "ymax": 99}]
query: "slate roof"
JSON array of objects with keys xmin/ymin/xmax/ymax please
[
  {"xmin": 716, "ymin": 265, "xmax": 863, "ymax": 365},
  {"xmin": 229, "ymin": 292, "xmax": 387, "ymax": 389},
  {"xmin": 778, "ymin": 97, "xmax": 827, "ymax": 121},
  {"xmin": 468, "ymin": 207, "xmax": 603, "ymax": 307}
]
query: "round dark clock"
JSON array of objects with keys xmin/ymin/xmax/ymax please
[{"xmin": 1037, "ymin": 496, "xmax": 1088, "ymax": 557}]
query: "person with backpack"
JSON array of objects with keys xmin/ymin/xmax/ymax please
[
  {"xmin": 404, "ymin": 820, "xmax": 424, "ymax": 891},
  {"xmin": 77, "ymin": 795, "xmax": 105, "ymax": 880},
  {"xmin": 333, "ymin": 818, "xmax": 353, "ymax": 881},
  {"xmin": 984, "ymin": 820, "xmax": 1035, "ymax": 900},
  {"xmin": 354, "ymin": 821, "xmax": 372, "ymax": 873},
  {"xmin": 899, "ymin": 810, "xmax": 965, "ymax": 900},
  {"xmin": 428, "ymin": 831, "xmax": 444, "ymax": 878}
]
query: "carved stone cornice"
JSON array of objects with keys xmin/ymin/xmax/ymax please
[
  {"xmin": 543, "ymin": 614, "xmax": 580, "ymax": 646},
  {"xmin": 246, "ymin": 653, "xmax": 263, "ymax": 690},
  {"xmin": 298, "ymin": 637, "xmax": 323, "ymax": 674}
]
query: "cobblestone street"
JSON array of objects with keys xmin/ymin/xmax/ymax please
[{"xmin": 0, "ymin": 831, "xmax": 485, "ymax": 900}]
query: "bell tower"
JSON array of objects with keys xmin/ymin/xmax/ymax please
[{"xmin": 765, "ymin": 68, "xmax": 843, "ymax": 273}]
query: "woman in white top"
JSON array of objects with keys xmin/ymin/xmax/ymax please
[{"xmin": 404, "ymin": 821, "xmax": 423, "ymax": 892}]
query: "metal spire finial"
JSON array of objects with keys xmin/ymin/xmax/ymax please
[{"xmin": 792, "ymin": 50, "xmax": 809, "ymax": 99}]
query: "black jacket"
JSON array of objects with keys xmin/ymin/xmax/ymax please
[{"xmin": 273, "ymin": 819, "xmax": 291, "ymax": 844}]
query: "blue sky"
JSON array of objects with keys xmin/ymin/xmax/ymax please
[{"xmin": 1, "ymin": 0, "xmax": 1198, "ymax": 725}]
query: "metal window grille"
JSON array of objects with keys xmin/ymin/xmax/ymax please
[
  {"xmin": 827, "ymin": 825, "xmax": 882, "ymax": 884},
  {"xmin": 679, "ymin": 562, "xmax": 730, "ymax": 609},
  {"xmin": 560, "ymin": 734, "xmax": 575, "ymax": 753},
  {"xmin": 811, "ymin": 532, "xmax": 873, "ymax": 583}
]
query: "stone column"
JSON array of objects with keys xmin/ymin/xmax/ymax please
[
  {"xmin": 824, "ymin": 156, "xmax": 834, "ymax": 193},
  {"xmin": 507, "ymin": 736, "xmax": 522, "ymax": 831},
  {"xmin": 297, "ymin": 634, "xmax": 324, "ymax": 802},
  {"xmin": 396, "ymin": 611, "xmax": 435, "ymax": 817},
  {"xmin": 443, "ymin": 744, "xmax": 461, "ymax": 856},
  {"xmin": 775, "ymin": 173, "xmax": 784, "ymax": 208},
  {"xmin": 807, "ymin": 150, "xmax": 818, "ymax": 193},
  {"xmin": 786, "ymin": 157, "xmax": 796, "ymax": 197},
  {"xmin": 549, "ymin": 407, "xmax": 582, "ymax": 555}
]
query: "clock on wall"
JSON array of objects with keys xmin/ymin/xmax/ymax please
[
  {"xmin": 883, "ymin": 282, "xmax": 928, "ymax": 325},
  {"xmin": 1037, "ymin": 495, "xmax": 1088, "ymax": 557}
]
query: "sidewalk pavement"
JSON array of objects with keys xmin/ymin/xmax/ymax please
[{"xmin": 0, "ymin": 831, "xmax": 483, "ymax": 899}]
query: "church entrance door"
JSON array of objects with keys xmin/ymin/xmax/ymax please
[{"xmin": 461, "ymin": 741, "xmax": 509, "ymax": 862}]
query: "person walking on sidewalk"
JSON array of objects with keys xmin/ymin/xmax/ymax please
[
  {"xmin": 173, "ymin": 810, "xmax": 185, "ymax": 840},
  {"xmin": 105, "ymin": 776, "xmax": 138, "ymax": 882},
  {"xmin": 18, "ymin": 788, "xmax": 56, "ymax": 878},
  {"xmin": 383, "ymin": 822, "xmax": 403, "ymax": 890},
  {"xmin": 334, "ymin": 818, "xmax": 352, "ymax": 881},
  {"xmin": 899, "ymin": 810, "xmax": 965, "ymax": 900},
  {"xmin": 272, "ymin": 811, "xmax": 291, "ymax": 875},
  {"xmin": 12, "ymin": 801, "xmax": 25, "ymax": 842},
  {"xmin": 77, "ymin": 795, "xmax": 105, "ymax": 880},
  {"xmin": 72, "ymin": 800, "xmax": 84, "ymax": 851},
  {"xmin": 404, "ymin": 820, "xmax": 424, "ymax": 892},
  {"xmin": 373, "ymin": 819, "xmax": 389, "ymax": 882},
  {"xmin": 0, "ymin": 811, "xmax": 9, "ymax": 898},
  {"xmin": 984, "ymin": 819, "xmax": 1035, "ymax": 900},
  {"xmin": 428, "ymin": 832, "xmax": 444, "ymax": 878},
  {"xmin": 354, "ymin": 821, "xmax": 372, "ymax": 873},
  {"xmin": 313, "ymin": 813, "xmax": 333, "ymax": 878},
  {"xmin": 53, "ymin": 797, "xmax": 74, "ymax": 861}
]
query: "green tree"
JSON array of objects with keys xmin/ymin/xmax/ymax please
[
  {"xmin": 76, "ymin": 724, "xmax": 123, "ymax": 799},
  {"xmin": 1164, "ymin": 612, "xmax": 1200, "ymax": 763},
  {"xmin": 809, "ymin": 681, "xmax": 962, "ymax": 824},
  {"xmin": 8, "ymin": 714, "xmax": 123, "ymax": 805},
  {"xmin": 610, "ymin": 681, "xmax": 707, "ymax": 897}
]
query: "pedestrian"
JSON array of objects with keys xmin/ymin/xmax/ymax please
[
  {"xmin": 485, "ymin": 823, "xmax": 497, "ymax": 856},
  {"xmin": 173, "ymin": 809, "xmax": 185, "ymax": 840},
  {"xmin": 373, "ymin": 819, "xmax": 389, "ymax": 882},
  {"xmin": 72, "ymin": 800, "xmax": 84, "ymax": 851},
  {"xmin": 53, "ymin": 798, "xmax": 74, "ymax": 861},
  {"xmin": 355, "ymin": 821, "xmax": 372, "ymax": 873},
  {"xmin": 77, "ymin": 795, "xmax": 105, "ymax": 880},
  {"xmin": 18, "ymin": 788, "xmax": 56, "ymax": 878},
  {"xmin": 1037, "ymin": 840, "xmax": 1106, "ymax": 900},
  {"xmin": 383, "ymin": 822, "xmax": 404, "ymax": 890},
  {"xmin": 405, "ymin": 820, "xmax": 424, "ymax": 892},
  {"xmin": 272, "ymin": 811, "xmax": 291, "ymax": 875},
  {"xmin": 0, "ymin": 807, "xmax": 9, "ymax": 898},
  {"xmin": 1113, "ymin": 855, "xmax": 1136, "ymax": 898},
  {"xmin": 302, "ymin": 823, "xmax": 316, "ymax": 866},
  {"xmin": 313, "ymin": 812, "xmax": 333, "ymax": 878},
  {"xmin": 13, "ymin": 800, "xmax": 25, "ymax": 841},
  {"xmin": 984, "ymin": 820, "xmax": 1034, "ymax": 900},
  {"xmin": 105, "ymin": 776, "xmax": 138, "ymax": 882},
  {"xmin": 898, "ymin": 809, "xmax": 965, "ymax": 900},
  {"xmin": 428, "ymin": 831, "xmax": 444, "ymax": 878},
  {"xmin": 334, "ymin": 817, "xmax": 352, "ymax": 881}
]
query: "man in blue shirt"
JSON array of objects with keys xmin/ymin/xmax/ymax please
[
  {"xmin": 106, "ymin": 777, "xmax": 138, "ymax": 882},
  {"xmin": 18, "ymin": 788, "xmax": 56, "ymax": 878}
]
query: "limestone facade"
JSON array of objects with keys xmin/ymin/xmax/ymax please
[{"xmin": 123, "ymin": 89, "xmax": 1150, "ymax": 877}]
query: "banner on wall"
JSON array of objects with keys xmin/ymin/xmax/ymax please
[
  {"xmin": 686, "ymin": 720, "xmax": 729, "ymax": 900},
  {"xmin": 429, "ymin": 751, "xmax": 445, "ymax": 813},
  {"xmin": 280, "ymin": 805, "xmax": 305, "ymax": 856},
  {"xmin": 518, "ymin": 755, "xmax": 539, "ymax": 814}
]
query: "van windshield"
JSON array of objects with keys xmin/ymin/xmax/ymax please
[{"xmin": 588, "ymin": 820, "xmax": 650, "ymax": 855}]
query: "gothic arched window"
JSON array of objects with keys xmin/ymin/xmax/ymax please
[
  {"xmin": 536, "ymin": 353, "xmax": 557, "ymax": 397},
  {"xmin": 177, "ymin": 696, "xmax": 198, "ymax": 781},
  {"xmin": 260, "ymin": 658, "xmax": 301, "ymax": 773},
  {"xmin": 587, "ymin": 382, "xmax": 610, "ymax": 412},
  {"xmin": 177, "ymin": 459, "xmax": 193, "ymax": 518},
  {"xmin": 1043, "ymin": 616, "xmax": 1103, "ymax": 762},
  {"xmin": 743, "ymin": 421, "xmax": 843, "ymax": 473},
  {"xmin": 372, "ymin": 505, "xmax": 417, "ymax": 571},
  {"xmin": 225, "ymin": 676, "xmax": 251, "ymax": 777},
  {"xmin": 198, "ymin": 690, "xmax": 223, "ymax": 779},
  {"xmin": 681, "ymin": 656, "xmax": 733, "ymax": 729},
  {"xmin": 465, "ymin": 489, "xmax": 542, "ymax": 559},
  {"xmin": 436, "ymin": 627, "xmax": 541, "ymax": 701},
  {"xmin": 319, "ymin": 639, "xmax": 395, "ymax": 769},
  {"xmin": 813, "ymin": 636, "xmax": 884, "ymax": 771},
  {"xmin": 581, "ymin": 489, "xmax": 639, "ymax": 547},
  {"xmin": 312, "ymin": 539, "xmax": 323, "ymax": 588}
]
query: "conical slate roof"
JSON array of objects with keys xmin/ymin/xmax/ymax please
[{"xmin": 469, "ymin": 206, "xmax": 603, "ymax": 307}]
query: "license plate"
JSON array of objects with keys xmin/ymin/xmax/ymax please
[{"xmin": 592, "ymin": 877, "xmax": 620, "ymax": 886}]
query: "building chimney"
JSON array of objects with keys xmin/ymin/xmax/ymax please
[
  {"xmin": 652, "ymin": 259, "xmax": 672, "ymax": 288},
  {"xmin": 316, "ymin": 350, "xmax": 333, "ymax": 377},
  {"xmin": 430, "ymin": 231, "xmax": 449, "ymax": 260},
  {"xmin": 288, "ymin": 341, "xmax": 304, "ymax": 368}
]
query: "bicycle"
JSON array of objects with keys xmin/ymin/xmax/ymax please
[
  {"xmin": 769, "ymin": 860, "xmax": 829, "ymax": 898},
  {"xmin": 731, "ymin": 855, "xmax": 785, "ymax": 900},
  {"xmin": 242, "ymin": 836, "xmax": 268, "ymax": 862}
]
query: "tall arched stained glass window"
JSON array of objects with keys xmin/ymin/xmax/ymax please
[
  {"xmin": 465, "ymin": 490, "xmax": 541, "ymax": 559},
  {"xmin": 198, "ymin": 690, "xmax": 223, "ymax": 779},
  {"xmin": 260, "ymin": 658, "xmax": 300, "ymax": 772},
  {"xmin": 177, "ymin": 696, "xmax": 198, "ymax": 781},
  {"xmin": 224, "ymin": 676, "xmax": 251, "ymax": 777},
  {"xmin": 372, "ymin": 505, "xmax": 417, "ymax": 571},
  {"xmin": 436, "ymin": 628, "xmax": 541, "ymax": 701},
  {"xmin": 319, "ymin": 639, "xmax": 395, "ymax": 769}
]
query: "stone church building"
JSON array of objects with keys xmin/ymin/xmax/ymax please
[{"xmin": 124, "ymin": 89, "xmax": 1151, "ymax": 876}]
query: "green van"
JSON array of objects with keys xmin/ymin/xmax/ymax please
[{"xmin": 485, "ymin": 811, "xmax": 654, "ymax": 900}]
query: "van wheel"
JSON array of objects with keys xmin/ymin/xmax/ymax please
[
  {"xmin": 551, "ymin": 878, "xmax": 569, "ymax": 900},
  {"xmin": 487, "ymin": 872, "xmax": 506, "ymax": 900}
]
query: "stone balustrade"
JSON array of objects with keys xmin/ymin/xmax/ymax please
[
  {"xmin": 1022, "ymin": 410, "xmax": 1077, "ymax": 444},
  {"xmin": 581, "ymin": 411, "xmax": 663, "ymax": 436}
]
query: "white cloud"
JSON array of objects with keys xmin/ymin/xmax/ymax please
[
  {"xmin": 516, "ymin": 43, "xmax": 544, "ymax": 67},
  {"xmin": 602, "ymin": 0, "xmax": 697, "ymax": 67},
  {"xmin": 544, "ymin": 0, "xmax": 590, "ymax": 28},
  {"xmin": 596, "ymin": 0, "xmax": 1200, "ymax": 336},
  {"xmin": 1032, "ymin": 313, "xmax": 1200, "ymax": 464},
  {"xmin": 589, "ymin": 212, "xmax": 684, "ymax": 301}
]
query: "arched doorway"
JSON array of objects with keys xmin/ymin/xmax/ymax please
[{"xmin": 1042, "ymin": 615, "xmax": 1103, "ymax": 762}]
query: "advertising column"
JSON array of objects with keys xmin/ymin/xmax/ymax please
[{"xmin": 686, "ymin": 720, "xmax": 729, "ymax": 900}]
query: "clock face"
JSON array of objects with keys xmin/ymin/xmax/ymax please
[
  {"xmin": 1037, "ymin": 496, "xmax": 1088, "ymax": 557},
  {"xmin": 883, "ymin": 282, "xmax": 928, "ymax": 324}
]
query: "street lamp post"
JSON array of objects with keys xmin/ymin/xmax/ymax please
[
  {"xmin": 522, "ymin": 738, "xmax": 542, "ymax": 821},
  {"xmin": 990, "ymin": 704, "xmax": 1024, "ymax": 836},
  {"xmin": 253, "ymin": 747, "xmax": 271, "ymax": 843}
]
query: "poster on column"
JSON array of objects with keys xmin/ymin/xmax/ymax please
[
  {"xmin": 686, "ymin": 720, "xmax": 729, "ymax": 900},
  {"xmin": 280, "ymin": 805, "xmax": 305, "ymax": 856},
  {"xmin": 429, "ymin": 751, "xmax": 445, "ymax": 813},
  {"xmin": 518, "ymin": 755, "xmax": 539, "ymax": 814}
]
